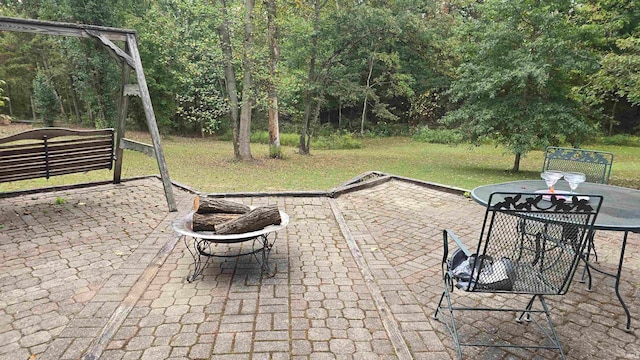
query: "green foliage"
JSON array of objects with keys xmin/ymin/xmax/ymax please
[
  {"xmin": 366, "ymin": 121, "xmax": 412, "ymax": 137},
  {"xmin": 597, "ymin": 134, "xmax": 640, "ymax": 147},
  {"xmin": 312, "ymin": 133, "xmax": 362, "ymax": 150},
  {"xmin": 55, "ymin": 197, "xmax": 66, "ymax": 205},
  {"xmin": 36, "ymin": 0, "xmax": 125, "ymax": 128},
  {"xmin": 1, "ymin": 0, "xmax": 638, "ymax": 146},
  {"xmin": 32, "ymin": 72, "xmax": 59, "ymax": 126},
  {"xmin": 130, "ymin": 0, "xmax": 228, "ymax": 134},
  {"xmin": 269, "ymin": 144, "xmax": 283, "ymax": 159},
  {"xmin": 442, "ymin": 0, "xmax": 598, "ymax": 168},
  {"xmin": 175, "ymin": 63, "xmax": 228, "ymax": 134},
  {"xmin": 0, "ymin": 80, "xmax": 6, "ymax": 107},
  {"xmin": 250, "ymin": 129, "xmax": 360, "ymax": 150},
  {"xmin": 250, "ymin": 131, "xmax": 299, "ymax": 147},
  {"xmin": 576, "ymin": 0, "xmax": 639, "ymax": 104},
  {"xmin": 412, "ymin": 126, "xmax": 463, "ymax": 144}
]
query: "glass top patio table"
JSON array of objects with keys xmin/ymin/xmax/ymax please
[
  {"xmin": 471, "ymin": 179, "xmax": 640, "ymax": 331},
  {"xmin": 471, "ymin": 180, "xmax": 640, "ymax": 232}
]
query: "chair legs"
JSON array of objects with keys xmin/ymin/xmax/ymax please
[
  {"xmin": 433, "ymin": 282, "xmax": 464, "ymax": 359},
  {"xmin": 433, "ymin": 289, "xmax": 566, "ymax": 359},
  {"xmin": 580, "ymin": 231, "xmax": 597, "ymax": 288}
]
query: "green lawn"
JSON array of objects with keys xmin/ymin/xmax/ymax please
[{"xmin": 2, "ymin": 124, "xmax": 639, "ymax": 193}]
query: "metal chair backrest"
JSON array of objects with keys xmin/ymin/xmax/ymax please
[
  {"xmin": 543, "ymin": 146, "xmax": 613, "ymax": 184},
  {"xmin": 469, "ymin": 192, "xmax": 602, "ymax": 295}
]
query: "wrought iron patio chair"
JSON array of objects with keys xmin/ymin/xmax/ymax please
[
  {"xmin": 542, "ymin": 146, "xmax": 613, "ymax": 184},
  {"xmin": 433, "ymin": 192, "xmax": 602, "ymax": 359},
  {"xmin": 542, "ymin": 146, "xmax": 613, "ymax": 277}
]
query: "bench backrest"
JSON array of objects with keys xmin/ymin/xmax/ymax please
[{"xmin": 0, "ymin": 128, "xmax": 115, "ymax": 183}]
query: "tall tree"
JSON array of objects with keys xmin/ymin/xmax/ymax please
[
  {"xmin": 238, "ymin": 0, "xmax": 255, "ymax": 160},
  {"xmin": 217, "ymin": 0, "xmax": 242, "ymax": 158},
  {"xmin": 37, "ymin": 0, "xmax": 125, "ymax": 128},
  {"xmin": 32, "ymin": 71, "xmax": 59, "ymax": 126},
  {"xmin": 442, "ymin": 0, "xmax": 598, "ymax": 171},
  {"xmin": 265, "ymin": 0, "xmax": 281, "ymax": 158},
  {"xmin": 298, "ymin": 0, "xmax": 325, "ymax": 155}
]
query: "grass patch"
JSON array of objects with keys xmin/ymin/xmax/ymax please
[
  {"xmin": 250, "ymin": 130, "xmax": 361, "ymax": 150},
  {"xmin": 596, "ymin": 134, "xmax": 640, "ymax": 147},
  {"xmin": 250, "ymin": 131, "xmax": 299, "ymax": 147},
  {"xmin": 1, "ymin": 124, "xmax": 639, "ymax": 193},
  {"xmin": 412, "ymin": 126, "xmax": 463, "ymax": 144}
]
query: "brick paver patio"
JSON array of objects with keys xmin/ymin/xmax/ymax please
[{"xmin": 0, "ymin": 176, "xmax": 638, "ymax": 359}]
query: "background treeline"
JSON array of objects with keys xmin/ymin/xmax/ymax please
[{"xmin": 0, "ymin": 0, "xmax": 638, "ymax": 166}]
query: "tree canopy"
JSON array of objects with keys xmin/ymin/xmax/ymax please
[
  {"xmin": 0, "ymin": 0, "xmax": 638, "ymax": 166},
  {"xmin": 442, "ymin": 0, "xmax": 599, "ymax": 170}
]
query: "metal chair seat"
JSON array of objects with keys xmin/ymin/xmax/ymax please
[{"xmin": 433, "ymin": 192, "xmax": 602, "ymax": 359}]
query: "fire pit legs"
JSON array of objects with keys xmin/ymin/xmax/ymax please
[
  {"xmin": 182, "ymin": 232, "xmax": 278, "ymax": 282},
  {"xmin": 172, "ymin": 210, "xmax": 289, "ymax": 282}
]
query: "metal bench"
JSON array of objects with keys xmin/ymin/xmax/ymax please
[{"xmin": 0, "ymin": 127, "xmax": 115, "ymax": 183}]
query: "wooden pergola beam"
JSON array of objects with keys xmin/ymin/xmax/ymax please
[
  {"xmin": 86, "ymin": 30, "xmax": 136, "ymax": 69},
  {"xmin": 0, "ymin": 16, "xmax": 132, "ymax": 41}
]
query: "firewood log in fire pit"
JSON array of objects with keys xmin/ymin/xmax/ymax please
[
  {"xmin": 192, "ymin": 213, "xmax": 242, "ymax": 231},
  {"xmin": 191, "ymin": 196, "xmax": 281, "ymax": 234},
  {"xmin": 193, "ymin": 196, "xmax": 251, "ymax": 214},
  {"xmin": 215, "ymin": 205, "xmax": 282, "ymax": 235}
]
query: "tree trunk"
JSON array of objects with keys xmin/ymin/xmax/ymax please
[
  {"xmin": 266, "ymin": 0, "xmax": 281, "ymax": 157},
  {"xmin": 6, "ymin": 82, "xmax": 13, "ymax": 117},
  {"xmin": 69, "ymin": 75, "xmax": 82, "ymax": 122},
  {"xmin": 361, "ymin": 53, "xmax": 375, "ymax": 135},
  {"xmin": 238, "ymin": 0, "xmax": 255, "ymax": 161},
  {"xmin": 512, "ymin": 152, "xmax": 521, "ymax": 172},
  {"xmin": 55, "ymin": 89, "xmax": 67, "ymax": 120},
  {"xmin": 87, "ymin": 105, "xmax": 95, "ymax": 126},
  {"xmin": 609, "ymin": 100, "xmax": 617, "ymax": 136},
  {"xmin": 215, "ymin": 205, "xmax": 281, "ymax": 235},
  {"xmin": 338, "ymin": 100, "xmax": 342, "ymax": 129},
  {"xmin": 313, "ymin": 99, "xmax": 321, "ymax": 136},
  {"xmin": 300, "ymin": 96, "xmax": 313, "ymax": 154},
  {"xmin": 30, "ymin": 93, "xmax": 37, "ymax": 122},
  {"xmin": 194, "ymin": 196, "xmax": 251, "ymax": 214},
  {"xmin": 299, "ymin": 0, "xmax": 321, "ymax": 155},
  {"xmin": 218, "ymin": 0, "xmax": 241, "ymax": 159}
]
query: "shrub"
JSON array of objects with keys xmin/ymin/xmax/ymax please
[
  {"xmin": 32, "ymin": 73, "xmax": 59, "ymax": 127},
  {"xmin": 250, "ymin": 131, "xmax": 299, "ymax": 147},
  {"xmin": 269, "ymin": 144, "xmax": 283, "ymax": 158},
  {"xmin": 412, "ymin": 126, "xmax": 463, "ymax": 144},
  {"xmin": 312, "ymin": 132, "xmax": 362, "ymax": 150},
  {"xmin": 598, "ymin": 134, "xmax": 640, "ymax": 147},
  {"xmin": 218, "ymin": 130, "xmax": 360, "ymax": 150}
]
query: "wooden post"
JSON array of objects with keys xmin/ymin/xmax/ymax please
[
  {"xmin": 113, "ymin": 51, "xmax": 131, "ymax": 184},
  {"xmin": 0, "ymin": 17, "xmax": 178, "ymax": 212},
  {"xmin": 127, "ymin": 34, "xmax": 176, "ymax": 212}
]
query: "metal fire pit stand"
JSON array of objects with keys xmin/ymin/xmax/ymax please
[{"xmin": 172, "ymin": 211, "xmax": 289, "ymax": 282}]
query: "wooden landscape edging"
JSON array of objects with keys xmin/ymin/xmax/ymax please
[{"xmin": 201, "ymin": 172, "xmax": 469, "ymax": 200}]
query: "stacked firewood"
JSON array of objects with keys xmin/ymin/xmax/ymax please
[{"xmin": 191, "ymin": 196, "xmax": 281, "ymax": 235}]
